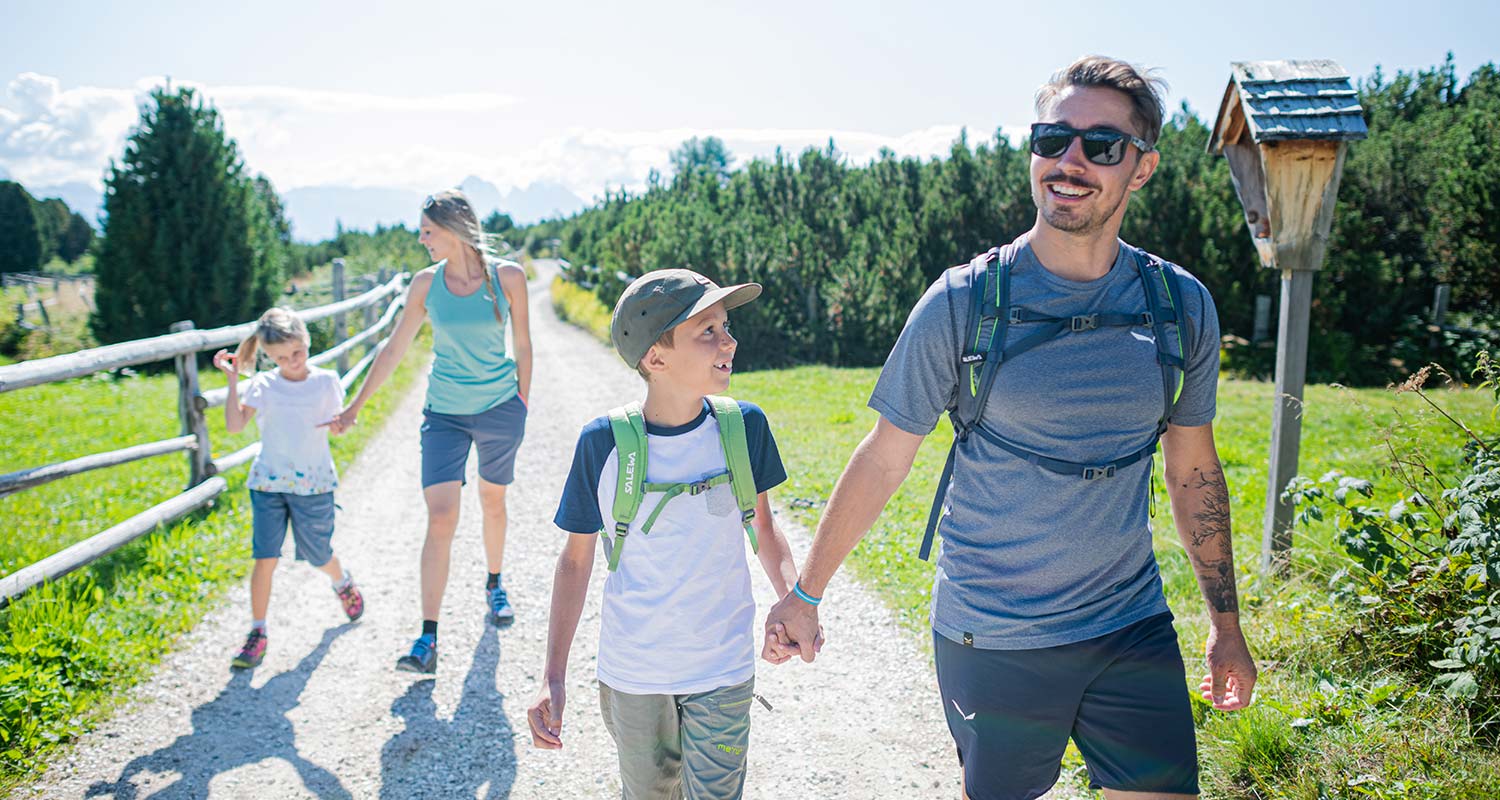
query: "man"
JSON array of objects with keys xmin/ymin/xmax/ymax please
[{"xmin": 765, "ymin": 56, "xmax": 1256, "ymax": 800}]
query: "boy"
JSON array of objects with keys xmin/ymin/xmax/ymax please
[{"xmin": 528, "ymin": 268, "xmax": 808, "ymax": 799}]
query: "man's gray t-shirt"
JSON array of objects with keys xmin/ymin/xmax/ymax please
[{"xmin": 870, "ymin": 233, "xmax": 1220, "ymax": 650}]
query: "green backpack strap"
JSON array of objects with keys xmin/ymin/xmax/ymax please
[
  {"xmin": 707, "ymin": 395, "xmax": 760, "ymax": 554},
  {"xmin": 605, "ymin": 402, "xmax": 648, "ymax": 571}
]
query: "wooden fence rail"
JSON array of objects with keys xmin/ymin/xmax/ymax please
[
  {"xmin": 0, "ymin": 270, "xmax": 410, "ymax": 607},
  {"xmin": 0, "ymin": 273, "xmax": 405, "ymax": 394}
]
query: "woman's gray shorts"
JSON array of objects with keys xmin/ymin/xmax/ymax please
[
  {"xmin": 419, "ymin": 394, "xmax": 528, "ymax": 488},
  {"xmin": 250, "ymin": 490, "xmax": 336, "ymax": 566}
]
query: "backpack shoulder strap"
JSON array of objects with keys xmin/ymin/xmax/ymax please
[
  {"xmin": 707, "ymin": 395, "xmax": 761, "ymax": 554},
  {"xmin": 1132, "ymin": 248, "xmax": 1190, "ymax": 430},
  {"xmin": 605, "ymin": 401, "xmax": 648, "ymax": 570},
  {"xmin": 921, "ymin": 244, "xmax": 1015, "ymax": 561}
]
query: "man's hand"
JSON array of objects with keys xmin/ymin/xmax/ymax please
[
  {"xmin": 764, "ymin": 592, "xmax": 823, "ymax": 663},
  {"xmin": 528, "ymin": 677, "xmax": 566, "ymax": 749},
  {"xmin": 1200, "ymin": 624, "xmax": 1257, "ymax": 711}
]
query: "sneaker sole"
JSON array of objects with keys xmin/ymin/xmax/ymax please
[
  {"xmin": 487, "ymin": 612, "xmax": 515, "ymax": 628},
  {"xmin": 395, "ymin": 657, "xmax": 437, "ymax": 674}
]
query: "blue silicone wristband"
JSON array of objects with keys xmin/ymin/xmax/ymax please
[{"xmin": 792, "ymin": 581, "xmax": 822, "ymax": 606}]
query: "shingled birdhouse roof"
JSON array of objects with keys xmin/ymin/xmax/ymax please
[
  {"xmin": 1208, "ymin": 59, "xmax": 1369, "ymax": 151},
  {"xmin": 1207, "ymin": 59, "xmax": 1368, "ymax": 272}
]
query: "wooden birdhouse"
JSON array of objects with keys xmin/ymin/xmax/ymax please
[
  {"xmin": 1207, "ymin": 60, "xmax": 1368, "ymax": 272},
  {"xmin": 1208, "ymin": 59, "xmax": 1368, "ymax": 573}
]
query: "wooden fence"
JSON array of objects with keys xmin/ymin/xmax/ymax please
[{"xmin": 0, "ymin": 268, "xmax": 410, "ymax": 606}]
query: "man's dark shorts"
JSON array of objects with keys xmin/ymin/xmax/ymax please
[
  {"xmin": 934, "ymin": 612, "xmax": 1197, "ymax": 800},
  {"xmin": 419, "ymin": 394, "xmax": 527, "ymax": 488}
]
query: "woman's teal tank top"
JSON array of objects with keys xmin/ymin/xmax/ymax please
[{"xmin": 424, "ymin": 260, "xmax": 519, "ymax": 415}]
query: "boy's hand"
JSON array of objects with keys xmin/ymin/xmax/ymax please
[
  {"xmin": 212, "ymin": 349, "xmax": 238, "ymax": 378},
  {"xmin": 528, "ymin": 678, "xmax": 566, "ymax": 749},
  {"xmin": 318, "ymin": 418, "xmax": 349, "ymax": 436}
]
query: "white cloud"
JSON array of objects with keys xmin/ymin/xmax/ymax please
[
  {"xmin": 0, "ymin": 73, "xmax": 520, "ymax": 190},
  {"xmin": 0, "ymin": 71, "xmax": 1022, "ymax": 209}
]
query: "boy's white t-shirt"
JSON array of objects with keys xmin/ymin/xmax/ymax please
[
  {"xmin": 554, "ymin": 400, "xmax": 787, "ymax": 695},
  {"xmin": 241, "ymin": 366, "xmax": 344, "ymax": 495}
]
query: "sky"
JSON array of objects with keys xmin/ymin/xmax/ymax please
[{"xmin": 1, "ymin": 0, "xmax": 1496, "ymax": 206}]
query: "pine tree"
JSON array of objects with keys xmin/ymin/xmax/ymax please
[
  {"xmin": 0, "ymin": 181, "xmax": 44, "ymax": 274},
  {"xmin": 93, "ymin": 86, "xmax": 284, "ymax": 343}
]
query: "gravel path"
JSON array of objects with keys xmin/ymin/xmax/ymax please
[{"xmin": 28, "ymin": 264, "xmax": 1083, "ymax": 799}]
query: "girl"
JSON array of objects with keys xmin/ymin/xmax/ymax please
[
  {"xmin": 214, "ymin": 308, "xmax": 365, "ymax": 669},
  {"xmin": 330, "ymin": 189, "xmax": 531, "ymax": 674}
]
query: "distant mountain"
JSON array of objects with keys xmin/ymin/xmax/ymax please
[
  {"xmin": 27, "ymin": 182, "xmax": 105, "ymax": 228},
  {"xmin": 458, "ymin": 176, "xmax": 506, "ymax": 218},
  {"xmin": 501, "ymin": 181, "xmax": 588, "ymax": 224},
  {"xmin": 284, "ymin": 178, "xmax": 588, "ymax": 241},
  {"xmin": 282, "ymin": 186, "xmax": 426, "ymax": 242}
]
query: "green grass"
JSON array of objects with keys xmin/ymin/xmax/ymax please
[
  {"xmin": 0, "ymin": 331, "xmax": 431, "ymax": 791},
  {"xmin": 728, "ymin": 368, "xmax": 1500, "ymax": 798},
  {"xmin": 546, "ymin": 281, "xmax": 1500, "ymax": 797}
]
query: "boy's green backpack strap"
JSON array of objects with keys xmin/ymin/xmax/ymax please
[
  {"xmin": 605, "ymin": 402, "xmax": 648, "ymax": 571},
  {"xmin": 707, "ymin": 395, "xmax": 760, "ymax": 554}
]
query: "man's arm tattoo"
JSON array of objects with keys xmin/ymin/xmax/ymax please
[{"xmin": 1182, "ymin": 464, "xmax": 1239, "ymax": 614}]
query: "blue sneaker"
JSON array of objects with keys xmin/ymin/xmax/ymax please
[
  {"xmin": 486, "ymin": 584, "xmax": 515, "ymax": 628},
  {"xmin": 395, "ymin": 634, "xmax": 438, "ymax": 674}
]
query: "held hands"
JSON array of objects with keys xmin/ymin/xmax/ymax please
[
  {"xmin": 527, "ymin": 677, "xmax": 566, "ymax": 749},
  {"xmin": 762, "ymin": 591, "xmax": 825, "ymax": 664},
  {"xmin": 321, "ymin": 405, "xmax": 359, "ymax": 436},
  {"xmin": 761, "ymin": 622, "xmax": 824, "ymax": 664},
  {"xmin": 1200, "ymin": 624, "xmax": 1257, "ymax": 711}
]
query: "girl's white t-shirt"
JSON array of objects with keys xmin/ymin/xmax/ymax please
[{"xmin": 241, "ymin": 367, "xmax": 344, "ymax": 495}]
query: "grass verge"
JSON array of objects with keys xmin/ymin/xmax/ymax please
[
  {"xmin": 0, "ymin": 330, "xmax": 431, "ymax": 791},
  {"xmin": 551, "ymin": 281, "xmax": 1500, "ymax": 798}
]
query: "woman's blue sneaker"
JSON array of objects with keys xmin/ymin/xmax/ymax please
[
  {"xmin": 486, "ymin": 584, "xmax": 514, "ymax": 627},
  {"xmin": 395, "ymin": 634, "xmax": 438, "ymax": 674}
]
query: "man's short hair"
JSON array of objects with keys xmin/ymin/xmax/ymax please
[
  {"xmin": 635, "ymin": 327, "xmax": 676, "ymax": 380},
  {"xmin": 1035, "ymin": 56, "xmax": 1169, "ymax": 148}
]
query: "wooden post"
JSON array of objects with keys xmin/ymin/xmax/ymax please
[
  {"xmin": 1261, "ymin": 270, "xmax": 1314, "ymax": 572},
  {"xmin": 1430, "ymin": 283, "xmax": 1451, "ymax": 349},
  {"xmin": 332, "ymin": 258, "xmax": 349, "ymax": 375},
  {"xmin": 1252, "ymin": 294, "xmax": 1272, "ymax": 343},
  {"xmin": 169, "ymin": 321, "xmax": 213, "ymax": 487},
  {"xmin": 361, "ymin": 279, "xmax": 378, "ymax": 356}
]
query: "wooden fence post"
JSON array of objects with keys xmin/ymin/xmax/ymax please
[
  {"xmin": 332, "ymin": 258, "xmax": 349, "ymax": 375},
  {"xmin": 1252, "ymin": 294, "xmax": 1272, "ymax": 343},
  {"xmin": 1430, "ymin": 283, "xmax": 1451, "ymax": 350},
  {"xmin": 361, "ymin": 277, "xmax": 378, "ymax": 355},
  {"xmin": 169, "ymin": 321, "xmax": 213, "ymax": 487}
]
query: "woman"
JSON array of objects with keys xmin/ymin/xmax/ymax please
[{"xmin": 332, "ymin": 189, "xmax": 531, "ymax": 674}]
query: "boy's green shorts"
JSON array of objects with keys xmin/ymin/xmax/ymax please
[{"xmin": 599, "ymin": 677, "xmax": 755, "ymax": 800}]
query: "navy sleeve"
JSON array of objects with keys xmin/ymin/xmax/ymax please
[
  {"xmin": 553, "ymin": 416, "xmax": 614, "ymax": 534},
  {"xmin": 738, "ymin": 401, "xmax": 787, "ymax": 494}
]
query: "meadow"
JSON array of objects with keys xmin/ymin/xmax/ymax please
[
  {"xmin": 0, "ymin": 333, "xmax": 431, "ymax": 789},
  {"xmin": 556, "ymin": 281, "xmax": 1500, "ymax": 798}
]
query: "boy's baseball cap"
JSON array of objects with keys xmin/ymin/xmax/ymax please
[{"xmin": 611, "ymin": 268, "xmax": 761, "ymax": 368}]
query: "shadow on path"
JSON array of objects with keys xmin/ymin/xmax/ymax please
[
  {"xmin": 379, "ymin": 626, "xmax": 518, "ymax": 799},
  {"xmin": 85, "ymin": 624, "xmax": 357, "ymax": 799}
]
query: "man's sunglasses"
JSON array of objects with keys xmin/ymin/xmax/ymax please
[{"xmin": 1029, "ymin": 123, "xmax": 1154, "ymax": 166}]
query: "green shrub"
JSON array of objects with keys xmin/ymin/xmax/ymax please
[
  {"xmin": 550, "ymin": 274, "xmax": 611, "ymax": 344},
  {"xmin": 1286, "ymin": 357, "xmax": 1500, "ymax": 735}
]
